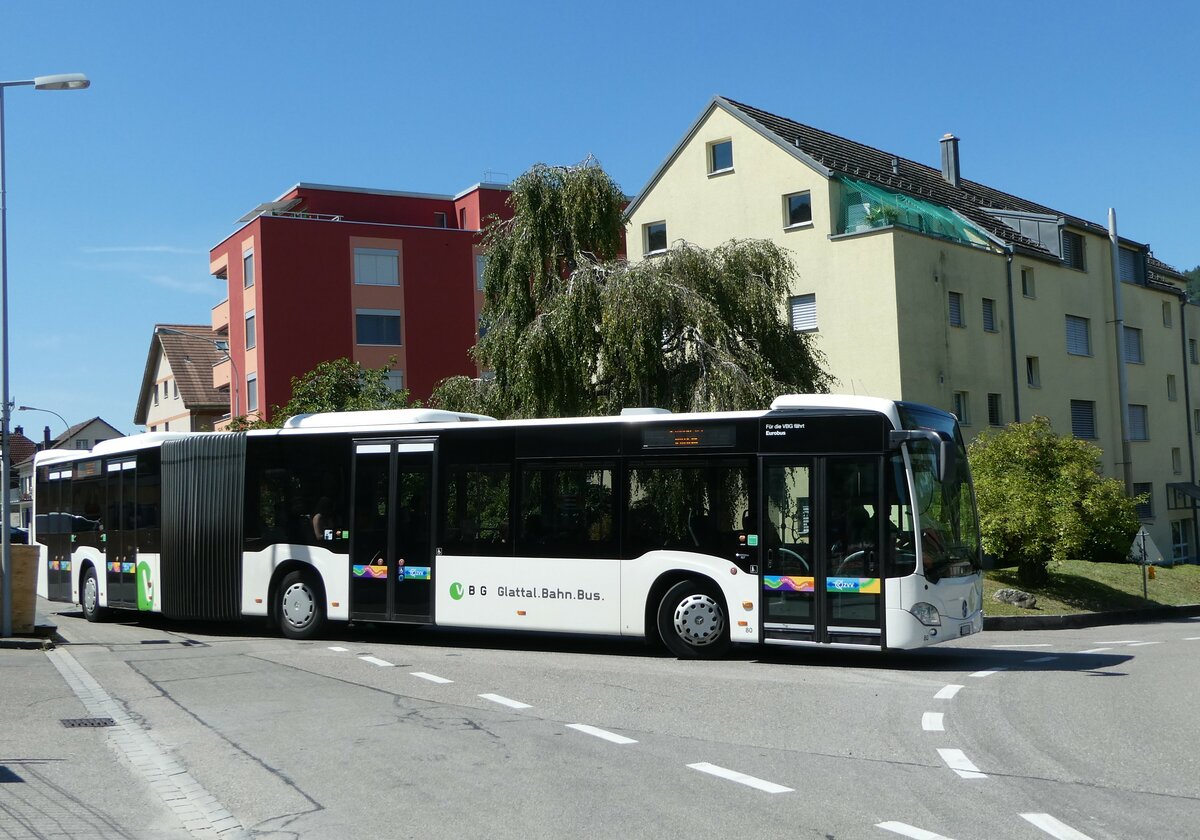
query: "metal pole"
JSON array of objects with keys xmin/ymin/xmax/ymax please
[
  {"xmin": 1109, "ymin": 209, "xmax": 1133, "ymax": 495},
  {"xmin": 0, "ymin": 85, "xmax": 11, "ymax": 637}
]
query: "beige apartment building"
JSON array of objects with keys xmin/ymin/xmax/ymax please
[{"xmin": 626, "ymin": 96, "xmax": 1197, "ymax": 563}]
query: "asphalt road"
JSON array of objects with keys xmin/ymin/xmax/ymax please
[{"xmin": 43, "ymin": 609, "xmax": 1200, "ymax": 839}]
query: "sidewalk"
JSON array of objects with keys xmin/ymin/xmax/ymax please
[{"xmin": 0, "ymin": 598, "xmax": 194, "ymax": 839}]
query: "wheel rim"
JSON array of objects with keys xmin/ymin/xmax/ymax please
[
  {"xmin": 672, "ymin": 592, "xmax": 725, "ymax": 647},
  {"xmin": 282, "ymin": 581, "xmax": 316, "ymax": 630},
  {"xmin": 84, "ymin": 574, "xmax": 97, "ymax": 612}
]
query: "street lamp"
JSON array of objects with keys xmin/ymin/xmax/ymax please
[
  {"xmin": 16, "ymin": 404, "xmax": 69, "ymax": 442},
  {"xmin": 1, "ymin": 72, "xmax": 89, "ymax": 637},
  {"xmin": 154, "ymin": 327, "xmax": 241, "ymax": 419}
]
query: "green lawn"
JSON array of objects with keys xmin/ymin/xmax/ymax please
[{"xmin": 984, "ymin": 560, "xmax": 1200, "ymax": 616}]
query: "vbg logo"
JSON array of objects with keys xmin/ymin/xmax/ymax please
[{"xmin": 449, "ymin": 582, "xmax": 465, "ymax": 601}]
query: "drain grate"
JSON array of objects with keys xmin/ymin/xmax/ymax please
[{"xmin": 61, "ymin": 717, "xmax": 116, "ymax": 728}]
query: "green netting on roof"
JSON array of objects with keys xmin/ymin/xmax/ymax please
[{"xmin": 837, "ymin": 176, "xmax": 993, "ymax": 249}]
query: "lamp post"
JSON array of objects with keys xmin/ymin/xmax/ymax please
[
  {"xmin": 1, "ymin": 72, "xmax": 89, "ymax": 638},
  {"xmin": 16, "ymin": 404, "xmax": 69, "ymax": 442},
  {"xmin": 154, "ymin": 327, "xmax": 241, "ymax": 420}
]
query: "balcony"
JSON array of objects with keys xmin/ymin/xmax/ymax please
[
  {"xmin": 212, "ymin": 356, "xmax": 232, "ymax": 391},
  {"xmin": 212, "ymin": 298, "xmax": 230, "ymax": 332}
]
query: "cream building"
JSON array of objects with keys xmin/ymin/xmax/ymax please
[
  {"xmin": 626, "ymin": 96, "xmax": 1197, "ymax": 563},
  {"xmin": 134, "ymin": 324, "xmax": 229, "ymax": 433}
]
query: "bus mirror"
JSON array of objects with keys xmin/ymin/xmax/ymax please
[{"xmin": 889, "ymin": 430, "xmax": 956, "ymax": 483}]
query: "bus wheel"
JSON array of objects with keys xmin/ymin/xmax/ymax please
[
  {"xmin": 656, "ymin": 580, "xmax": 729, "ymax": 659},
  {"xmin": 278, "ymin": 570, "xmax": 324, "ymax": 641},
  {"xmin": 81, "ymin": 567, "xmax": 105, "ymax": 623}
]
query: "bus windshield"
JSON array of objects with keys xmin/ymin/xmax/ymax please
[{"xmin": 900, "ymin": 406, "xmax": 981, "ymax": 580}]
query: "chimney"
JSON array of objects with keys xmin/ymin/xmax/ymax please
[
  {"xmin": 13, "ymin": 425, "xmax": 22, "ymax": 438},
  {"xmin": 940, "ymin": 133, "xmax": 961, "ymax": 187},
  {"xmin": 44, "ymin": 426, "xmax": 52, "ymax": 448}
]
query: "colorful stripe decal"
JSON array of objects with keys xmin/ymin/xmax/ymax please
[
  {"xmin": 352, "ymin": 564, "xmax": 388, "ymax": 579},
  {"xmin": 826, "ymin": 577, "xmax": 880, "ymax": 594},
  {"xmin": 763, "ymin": 576, "xmax": 880, "ymax": 594},
  {"xmin": 402, "ymin": 566, "xmax": 431, "ymax": 581},
  {"xmin": 763, "ymin": 576, "xmax": 815, "ymax": 593}
]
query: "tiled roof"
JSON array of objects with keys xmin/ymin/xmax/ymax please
[
  {"xmin": 720, "ymin": 97, "xmax": 1176, "ymax": 266},
  {"xmin": 51, "ymin": 417, "xmax": 124, "ymax": 448},
  {"xmin": 9, "ymin": 432, "xmax": 36, "ymax": 466},
  {"xmin": 154, "ymin": 325, "xmax": 228, "ymax": 410}
]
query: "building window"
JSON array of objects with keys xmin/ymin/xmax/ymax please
[
  {"xmin": 173, "ymin": 380, "xmax": 178, "ymax": 399},
  {"xmin": 1118, "ymin": 247, "xmax": 1140, "ymax": 284},
  {"xmin": 1133, "ymin": 482, "xmax": 1153, "ymax": 520},
  {"xmin": 953, "ymin": 391, "xmax": 970, "ymax": 425},
  {"xmin": 982, "ymin": 298, "xmax": 997, "ymax": 332},
  {"xmin": 247, "ymin": 374, "xmax": 259, "ymax": 413},
  {"xmin": 354, "ymin": 247, "xmax": 400, "ymax": 286},
  {"xmin": 948, "ymin": 291, "xmax": 964, "ymax": 327},
  {"xmin": 74, "ymin": 439, "xmax": 89, "ymax": 450},
  {"xmin": 356, "ymin": 309, "xmax": 403, "ymax": 345},
  {"xmin": 644, "ymin": 222, "xmax": 667, "ymax": 255},
  {"xmin": 1191, "ymin": 339, "xmax": 1198, "ymax": 365},
  {"xmin": 1070, "ymin": 399, "xmax": 1096, "ymax": 438},
  {"xmin": 784, "ymin": 192, "xmax": 812, "ymax": 228},
  {"xmin": 1129, "ymin": 404, "xmax": 1149, "ymax": 440},
  {"xmin": 708, "ymin": 139, "xmax": 733, "ymax": 173},
  {"xmin": 987, "ymin": 393, "xmax": 1002, "ymax": 427},
  {"xmin": 153, "ymin": 383, "xmax": 159, "ymax": 406},
  {"xmin": 385, "ymin": 370, "xmax": 404, "ymax": 393},
  {"xmin": 790, "ymin": 294, "xmax": 817, "ymax": 332},
  {"xmin": 1061, "ymin": 230, "xmax": 1085, "ymax": 270},
  {"xmin": 1172, "ymin": 519, "xmax": 1192, "ymax": 563},
  {"xmin": 434, "ymin": 211, "xmax": 448, "ymax": 228},
  {"xmin": 1123, "ymin": 326, "xmax": 1143, "ymax": 364},
  {"xmin": 243, "ymin": 251, "xmax": 254, "ymax": 288},
  {"xmin": 1168, "ymin": 374, "xmax": 1178, "ymax": 402},
  {"xmin": 1163, "ymin": 301, "xmax": 1173, "ymax": 327},
  {"xmin": 1172, "ymin": 447, "xmax": 1183, "ymax": 475},
  {"xmin": 1065, "ymin": 315, "xmax": 1091, "ymax": 356},
  {"xmin": 1021, "ymin": 267, "xmax": 1035, "ymax": 298},
  {"xmin": 475, "ymin": 254, "xmax": 487, "ymax": 291},
  {"xmin": 1026, "ymin": 356, "xmax": 1041, "ymax": 388},
  {"xmin": 459, "ymin": 208, "xmax": 468, "ymax": 229},
  {"xmin": 245, "ymin": 311, "xmax": 256, "ymax": 350}
]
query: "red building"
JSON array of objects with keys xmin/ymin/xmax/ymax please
[{"xmin": 207, "ymin": 182, "xmax": 512, "ymax": 424}]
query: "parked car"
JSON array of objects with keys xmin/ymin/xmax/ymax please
[{"xmin": 9, "ymin": 526, "xmax": 28, "ymax": 544}]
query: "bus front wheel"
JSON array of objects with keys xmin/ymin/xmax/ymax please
[
  {"xmin": 277, "ymin": 570, "xmax": 325, "ymax": 641},
  {"xmin": 656, "ymin": 580, "xmax": 730, "ymax": 660},
  {"xmin": 81, "ymin": 566, "xmax": 106, "ymax": 623}
]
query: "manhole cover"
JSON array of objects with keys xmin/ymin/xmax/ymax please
[{"xmin": 61, "ymin": 717, "xmax": 116, "ymax": 728}]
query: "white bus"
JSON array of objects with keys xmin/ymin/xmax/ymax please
[{"xmin": 34, "ymin": 395, "xmax": 983, "ymax": 658}]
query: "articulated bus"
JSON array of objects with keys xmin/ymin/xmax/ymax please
[{"xmin": 34, "ymin": 395, "xmax": 983, "ymax": 658}]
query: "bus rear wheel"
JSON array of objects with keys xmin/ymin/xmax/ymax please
[
  {"xmin": 656, "ymin": 580, "xmax": 730, "ymax": 659},
  {"xmin": 278, "ymin": 570, "xmax": 325, "ymax": 641},
  {"xmin": 81, "ymin": 566, "xmax": 106, "ymax": 623}
]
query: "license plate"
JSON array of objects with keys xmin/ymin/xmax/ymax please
[{"xmin": 960, "ymin": 624, "xmax": 972, "ymax": 636}]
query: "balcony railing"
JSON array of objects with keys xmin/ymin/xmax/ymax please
[{"xmin": 211, "ymin": 298, "xmax": 230, "ymax": 332}]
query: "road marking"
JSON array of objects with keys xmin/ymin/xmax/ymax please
[
  {"xmin": 934, "ymin": 684, "xmax": 964, "ymax": 700},
  {"xmin": 991, "ymin": 643, "xmax": 1051, "ymax": 648},
  {"xmin": 937, "ymin": 748, "xmax": 987, "ymax": 779},
  {"xmin": 1079, "ymin": 647, "xmax": 1111, "ymax": 654},
  {"xmin": 358, "ymin": 655, "xmax": 395, "ymax": 667},
  {"xmin": 1127, "ymin": 641, "xmax": 1159, "ymax": 647},
  {"xmin": 686, "ymin": 762, "xmax": 793, "ymax": 793},
  {"xmin": 921, "ymin": 712, "xmax": 945, "ymax": 731},
  {"xmin": 1024, "ymin": 655, "xmax": 1060, "ymax": 664},
  {"xmin": 1020, "ymin": 812, "xmax": 1096, "ymax": 839},
  {"xmin": 969, "ymin": 667, "xmax": 1006, "ymax": 678},
  {"xmin": 1097, "ymin": 640, "xmax": 1140, "ymax": 644},
  {"xmin": 1186, "ymin": 637, "xmax": 1200, "ymax": 641},
  {"xmin": 566, "ymin": 724, "xmax": 638, "ymax": 744},
  {"xmin": 480, "ymin": 693, "xmax": 532, "ymax": 709},
  {"xmin": 327, "ymin": 646, "xmax": 349, "ymax": 652},
  {"xmin": 411, "ymin": 672, "xmax": 453, "ymax": 684},
  {"xmin": 876, "ymin": 822, "xmax": 959, "ymax": 840}
]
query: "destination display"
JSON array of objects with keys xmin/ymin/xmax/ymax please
[{"xmin": 642, "ymin": 425, "xmax": 736, "ymax": 450}]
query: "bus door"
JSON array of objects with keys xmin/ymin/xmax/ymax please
[
  {"xmin": 349, "ymin": 439, "xmax": 435, "ymax": 623},
  {"xmin": 38, "ymin": 467, "xmax": 73, "ymax": 601},
  {"xmin": 761, "ymin": 456, "xmax": 884, "ymax": 646},
  {"xmin": 104, "ymin": 459, "xmax": 137, "ymax": 607}
]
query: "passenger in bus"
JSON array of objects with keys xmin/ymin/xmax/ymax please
[{"xmin": 312, "ymin": 497, "xmax": 334, "ymax": 541}]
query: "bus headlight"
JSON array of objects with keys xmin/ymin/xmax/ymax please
[{"xmin": 910, "ymin": 602, "xmax": 941, "ymax": 626}]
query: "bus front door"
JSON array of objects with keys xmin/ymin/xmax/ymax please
[
  {"xmin": 349, "ymin": 440, "xmax": 435, "ymax": 624},
  {"xmin": 761, "ymin": 456, "xmax": 884, "ymax": 646}
]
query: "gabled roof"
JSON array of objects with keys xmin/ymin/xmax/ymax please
[
  {"xmin": 54, "ymin": 417, "xmax": 123, "ymax": 445},
  {"xmin": 628, "ymin": 96, "xmax": 1180, "ymax": 269},
  {"xmin": 134, "ymin": 324, "xmax": 228, "ymax": 424}
]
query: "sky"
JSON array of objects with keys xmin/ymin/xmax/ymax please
[{"xmin": 2, "ymin": 0, "xmax": 1197, "ymax": 437}]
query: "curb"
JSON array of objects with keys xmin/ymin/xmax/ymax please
[
  {"xmin": 984, "ymin": 603, "xmax": 1200, "ymax": 631},
  {"xmin": 0, "ymin": 621, "xmax": 59, "ymax": 650}
]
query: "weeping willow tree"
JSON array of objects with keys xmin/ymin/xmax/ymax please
[{"xmin": 433, "ymin": 158, "xmax": 831, "ymax": 418}]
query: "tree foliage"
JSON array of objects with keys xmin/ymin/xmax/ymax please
[
  {"xmin": 229, "ymin": 357, "xmax": 410, "ymax": 430},
  {"xmin": 968, "ymin": 416, "xmax": 1141, "ymax": 586},
  {"xmin": 1185, "ymin": 264, "xmax": 1200, "ymax": 302},
  {"xmin": 432, "ymin": 158, "xmax": 831, "ymax": 418}
]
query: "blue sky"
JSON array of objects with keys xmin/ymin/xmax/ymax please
[{"xmin": 3, "ymin": 1, "xmax": 1196, "ymax": 435}]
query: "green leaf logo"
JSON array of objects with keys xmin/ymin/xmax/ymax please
[{"xmin": 450, "ymin": 582, "xmax": 464, "ymax": 601}]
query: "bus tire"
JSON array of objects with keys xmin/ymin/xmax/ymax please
[
  {"xmin": 81, "ymin": 566, "xmax": 106, "ymax": 623},
  {"xmin": 656, "ymin": 579, "xmax": 729, "ymax": 660},
  {"xmin": 278, "ymin": 570, "xmax": 324, "ymax": 641}
]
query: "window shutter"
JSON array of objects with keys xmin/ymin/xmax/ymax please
[
  {"xmin": 1070, "ymin": 400, "xmax": 1096, "ymax": 438},
  {"xmin": 790, "ymin": 294, "xmax": 817, "ymax": 332},
  {"xmin": 949, "ymin": 292, "xmax": 963, "ymax": 326},
  {"xmin": 1123, "ymin": 327, "xmax": 1143, "ymax": 363},
  {"xmin": 1066, "ymin": 316, "xmax": 1090, "ymax": 355},
  {"xmin": 982, "ymin": 298, "xmax": 996, "ymax": 331},
  {"xmin": 1129, "ymin": 404, "xmax": 1148, "ymax": 440},
  {"xmin": 1119, "ymin": 248, "xmax": 1138, "ymax": 283}
]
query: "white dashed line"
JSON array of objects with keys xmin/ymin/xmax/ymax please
[
  {"xmin": 1127, "ymin": 641, "xmax": 1159, "ymax": 647},
  {"xmin": 934, "ymin": 684, "xmax": 964, "ymax": 700},
  {"xmin": 327, "ymin": 646, "xmax": 349, "ymax": 652},
  {"xmin": 479, "ymin": 693, "xmax": 532, "ymax": 709},
  {"xmin": 687, "ymin": 762, "xmax": 793, "ymax": 794},
  {"xmin": 1079, "ymin": 647, "xmax": 1112, "ymax": 654},
  {"xmin": 411, "ymin": 672, "xmax": 453, "ymax": 684},
  {"xmin": 1020, "ymin": 812, "xmax": 1096, "ymax": 839},
  {"xmin": 358, "ymin": 655, "xmax": 395, "ymax": 667},
  {"xmin": 1024, "ymin": 655, "xmax": 1060, "ymax": 664},
  {"xmin": 991, "ymin": 643, "xmax": 1051, "ymax": 648},
  {"xmin": 937, "ymin": 748, "xmax": 987, "ymax": 779},
  {"xmin": 969, "ymin": 668, "xmax": 1006, "ymax": 678},
  {"xmin": 1097, "ymin": 640, "xmax": 1140, "ymax": 644},
  {"xmin": 921, "ymin": 712, "xmax": 945, "ymax": 731},
  {"xmin": 566, "ymin": 724, "xmax": 637, "ymax": 744},
  {"xmin": 1186, "ymin": 637, "xmax": 1200, "ymax": 641},
  {"xmin": 876, "ymin": 822, "xmax": 959, "ymax": 840}
]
